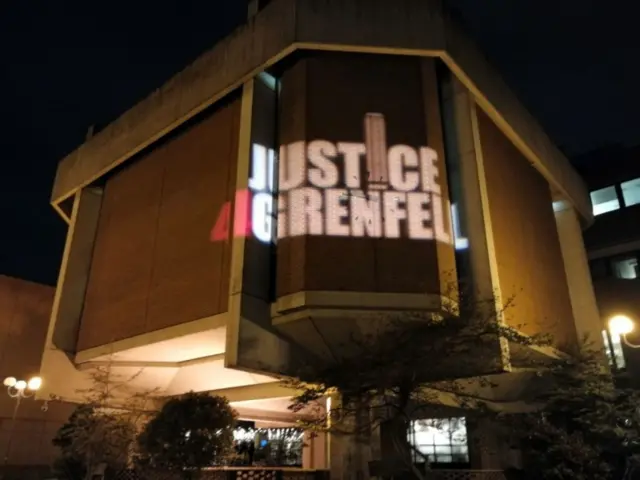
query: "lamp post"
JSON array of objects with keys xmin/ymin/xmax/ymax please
[
  {"xmin": 1, "ymin": 376, "xmax": 41, "ymax": 469},
  {"xmin": 608, "ymin": 314, "xmax": 640, "ymax": 348}
]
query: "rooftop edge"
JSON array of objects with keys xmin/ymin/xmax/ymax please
[{"xmin": 50, "ymin": 0, "xmax": 592, "ymax": 223}]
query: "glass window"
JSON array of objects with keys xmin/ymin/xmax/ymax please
[
  {"xmin": 602, "ymin": 330, "xmax": 613, "ymax": 367},
  {"xmin": 602, "ymin": 329, "xmax": 626, "ymax": 370},
  {"xmin": 612, "ymin": 256, "xmax": 638, "ymax": 279},
  {"xmin": 450, "ymin": 203, "xmax": 469, "ymax": 251},
  {"xmin": 590, "ymin": 186, "xmax": 620, "ymax": 216},
  {"xmin": 621, "ymin": 178, "xmax": 640, "ymax": 207},
  {"xmin": 409, "ymin": 418, "xmax": 469, "ymax": 464}
]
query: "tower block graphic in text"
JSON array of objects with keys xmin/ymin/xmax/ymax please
[{"xmin": 364, "ymin": 113, "xmax": 389, "ymax": 190}]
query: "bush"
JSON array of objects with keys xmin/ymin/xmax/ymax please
[{"xmin": 136, "ymin": 392, "xmax": 237, "ymax": 477}]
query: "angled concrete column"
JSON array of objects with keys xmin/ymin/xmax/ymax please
[
  {"xmin": 47, "ymin": 188, "xmax": 102, "ymax": 354},
  {"xmin": 440, "ymin": 74, "xmax": 510, "ymax": 371},
  {"xmin": 554, "ymin": 202, "xmax": 604, "ymax": 350},
  {"xmin": 420, "ymin": 58, "xmax": 458, "ymax": 295},
  {"xmin": 39, "ymin": 187, "xmax": 102, "ymax": 400},
  {"xmin": 224, "ymin": 77, "xmax": 296, "ymax": 373}
]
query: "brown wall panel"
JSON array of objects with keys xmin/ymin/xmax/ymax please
[
  {"xmin": 478, "ymin": 110, "xmax": 577, "ymax": 347},
  {"xmin": 147, "ymin": 104, "xmax": 239, "ymax": 331},
  {"xmin": 276, "ymin": 61, "xmax": 308, "ymax": 298},
  {"xmin": 79, "ymin": 99, "xmax": 241, "ymax": 350},
  {"xmin": 80, "ymin": 151, "xmax": 164, "ymax": 349},
  {"xmin": 276, "ymin": 53, "xmax": 448, "ymax": 297}
]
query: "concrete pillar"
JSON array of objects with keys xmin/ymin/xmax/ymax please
[
  {"xmin": 224, "ymin": 76, "xmax": 297, "ymax": 374},
  {"xmin": 303, "ymin": 431, "xmax": 312, "ymax": 469},
  {"xmin": 440, "ymin": 73, "xmax": 510, "ymax": 371},
  {"xmin": 51, "ymin": 188, "xmax": 102, "ymax": 354},
  {"xmin": 39, "ymin": 187, "xmax": 102, "ymax": 400},
  {"xmin": 329, "ymin": 433, "xmax": 371, "ymax": 480},
  {"xmin": 467, "ymin": 417, "xmax": 521, "ymax": 470},
  {"xmin": 327, "ymin": 396, "xmax": 375, "ymax": 480},
  {"xmin": 420, "ymin": 58, "xmax": 458, "ymax": 296},
  {"xmin": 303, "ymin": 431, "xmax": 327, "ymax": 469},
  {"xmin": 554, "ymin": 203, "xmax": 604, "ymax": 351}
]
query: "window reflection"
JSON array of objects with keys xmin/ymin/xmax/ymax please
[
  {"xmin": 590, "ymin": 186, "xmax": 620, "ymax": 216},
  {"xmin": 612, "ymin": 256, "xmax": 638, "ymax": 279},
  {"xmin": 408, "ymin": 418, "xmax": 469, "ymax": 464},
  {"xmin": 621, "ymin": 178, "xmax": 640, "ymax": 207},
  {"xmin": 602, "ymin": 329, "xmax": 626, "ymax": 370}
]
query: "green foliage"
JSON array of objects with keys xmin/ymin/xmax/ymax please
[
  {"xmin": 500, "ymin": 345, "xmax": 640, "ymax": 480},
  {"xmin": 51, "ymin": 360, "xmax": 159, "ymax": 480},
  {"xmin": 135, "ymin": 391, "xmax": 237, "ymax": 475},
  {"xmin": 52, "ymin": 404, "xmax": 136, "ymax": 479}
]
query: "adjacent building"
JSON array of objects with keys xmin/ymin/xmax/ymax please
[
  {"xmin": 0, "ymin": 276, "xmax": 73, "ymax": 474},
  {"xmin": 39, "ymin": 0, "xmax": 601, "ymax": 475},
  {"xmin": 577, "ymin": 145, "xmax": 640, "ymax": 381}
]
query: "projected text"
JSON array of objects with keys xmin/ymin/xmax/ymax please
[{"xmin": 212, "ymin": 113, "xmax": 465, "ymax": 246}]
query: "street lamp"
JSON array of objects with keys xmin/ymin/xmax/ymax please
[
  {"xmin": 608, "ymin": 314, "xmax": 640, "ymax": 348},
  {"xmin": 2, "ymin": 376, "xmax": 41, "ymax": 468}
]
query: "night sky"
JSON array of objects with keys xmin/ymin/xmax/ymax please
[{"xmin": 1, "ymin": 0, "xmax": 638, "ymax": 286}]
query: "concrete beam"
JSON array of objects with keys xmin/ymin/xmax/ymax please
[
  {"xmin": 554, "ymin": 204, "xmax": 604, "ymax": 351},
  {"xmin": 207, "ymin": 382, "xmax": 296, "ymax": 403},
  {"xmin": 50, "ymin": 0, "xmax": 589, "ymax": 222},
  {"xmin": 74, "ymin": 314, "xmax": 226, "ymax": 364},
  {"xmin": 46, "ymin": 188, "xmax": 102, "ymax": 356},
  {"xmin": 76, "ymin": 353, "xmax": 226, "ymax": 370}
]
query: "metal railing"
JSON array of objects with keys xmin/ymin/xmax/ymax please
[
  {"xmin": 54, "ymin": 467, "xmax": 505, "ymax": 480},
  {"xmin": 426, "ymin": 470, "xmax": 507, "ymax": 480},
  {"xmin": 111, "ymin": 468, "xmax": 329, "ymax": 480}
]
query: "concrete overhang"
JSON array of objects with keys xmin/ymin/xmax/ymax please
[
  {"xmin": 74, "ymin": 314, "xmax": 228, "ymax": 364},
  {"xmin": 50, "ymin": 0, "xmax": 592, "ymax": 223}
]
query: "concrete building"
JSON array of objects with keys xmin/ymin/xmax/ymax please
[
  {"xmin": 577, "ymin": 145, "xmax": 640, "ymax": 381},
  {"xmin": 0, "ymin": 276, "xmax": 73, "ymax": 475},
  {"xmin": 39, "ymin": 0, "xmax": 601, "ymax": 476}
]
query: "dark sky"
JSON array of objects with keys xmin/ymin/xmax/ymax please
[{"xmin": 1, "ymin": 0, "xmax": 638, "ymax": 286}]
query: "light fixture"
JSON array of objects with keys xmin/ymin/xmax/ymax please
[
  {"xmin": 3, "ymin": 377, "xmax": 16, "ymax": 388},
  {"xmin": 609, "ymin": 314, "xmax": 640, "ymax": 348},
  {"xmin": 27, "ymin": 377, "xmax": 42, "ymax": 391},
  {"xmin": 2, "ymin": 374, "xmax": 46, "ymax": 467}
]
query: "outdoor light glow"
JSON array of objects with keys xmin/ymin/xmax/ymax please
[
  {"xmin": 609, "ymin": 314, "xmax": 635, "ymax": 336},
  {"xmin": 27, "ymin": 377, "xmax": 42, "ymax": 391},
  {"xmin": 3, "ymin": 377, "xmax": 16, "ymax": 387},
  {"xmin": 14, "ymin": 380, "xmax": 27, "ymax": 391},
  {"xmin": 211, "ymin": 112, "xmax": 470, "ymax": 246}
]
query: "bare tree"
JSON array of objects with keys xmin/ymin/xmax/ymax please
[{"xmin": 281, "ymin": 291, "xmax": 551, "ymax": 479}]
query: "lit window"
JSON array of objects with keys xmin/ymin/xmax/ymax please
[
  {"xmin": 258, "ymin": 71, "xmax": 277, "ymax": 91},
  {"xmin": 409, "ymin": 418, "xmax": 468, "ymax": 464},
  {"xmin": 602, "ymin": 329, "xmax": 626, "ymax": 370},
  {"xmin": 590, "ymin": 186, "xmax": 620, "ymax": 216},
  {"xmin": 612, "ymin": 256, "xmax": 638, "ymax": 279},
  {"xmin": 552, "ymin": 200, "xmax": 567, "ymax": 212},
  {"xmin": 621, "ymin": 178, "xmax": 640, "ymax": 207}
]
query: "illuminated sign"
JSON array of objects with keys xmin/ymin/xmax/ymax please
[{"xmin": 211, "ymin": 113, "xmax": 468, "ymax": 247}]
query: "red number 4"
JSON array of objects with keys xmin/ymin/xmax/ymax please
[{"xmin": 209, "ymin": 190, "xmax": 252, "ymax": 242}]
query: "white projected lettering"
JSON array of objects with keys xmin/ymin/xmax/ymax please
[{"xmin": 213, "ymin": 113, "xmax": 464, "ymax": 246}]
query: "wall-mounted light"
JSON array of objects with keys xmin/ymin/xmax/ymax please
[{"xmin": 609, "ymin": 314, "xmax": 639, "ymax": 348}]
